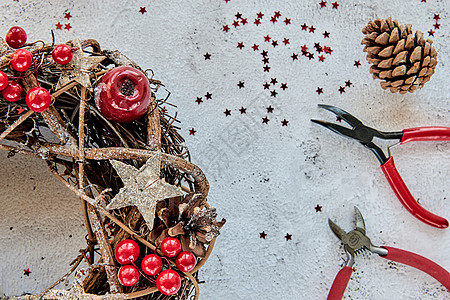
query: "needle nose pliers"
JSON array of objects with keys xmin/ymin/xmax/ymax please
[
  {"xmin": 327, "ymin": 207, "xmax": 450, "ymax": 300},
  {"xmin": 311, "ymin": 104, "xmax": 450, "ymax": 229}
]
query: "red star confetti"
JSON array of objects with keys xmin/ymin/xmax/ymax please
[
  {"xmin": 284, "ymin": 18, "xmax": 291, "ymax": 25},
  {"xmin": 301, "ymin": 23, "xmax": 308, "ymax": 31},
  {"xmin": 189, "ymin": 128, "xmax": 196, "ymax": 136},
  {"xmin": 224, "ymin": 109, "xmax": 231, "ymax": 116},
  {"xmin": 205, "ymin": 92, "xmax": 212, "ymax": 99},
  {"xmin": 421, "ymin": 0, "xmax": 426, "ymax": 2},
  {"xmin": 323, "ymin": 46, "xmax": 333, "ymax": 54},
  {"xmin": 204, "ymin": 52, "xmax": 211, "ymax": 60},
  {"xmin": 280, "ymin": 83, "xmax": 288, "ymax": 90},
  {"xmin": 270, "ymin": 78, "xmax": 278, "ymax": 85},
  {"xmin": 64, "ymin": 12, "xmax": 72, "ymax": 20},
  {"xmin": 319, "ymin": 0, "xmax": 327, "ymax": 8},
  {"xmin": 318, "ymin": 55, "xmax": 325, "ymax": 62},
  {"xmin": 252, "ymin": 44, "xmax": 260, "ymax": 51},
  {"xmin": 139, "ymin": 7, "xmax": 147, "ymax": 14},
  {"xmin": 263, "ymin": 65, "xmax": 271, "ymax": 72},
  {"xmin": 266, "ymin": 106, "xmax": 274, "ymax": 113},
  {"xmin": 224, "ymin": 0, "xmax": 231, "ymax": 3},
  {"xmin": 338, "ymin": 86, "xmax": 345, "ymax": 93},
  {"xmin": 433, "ymin": 23, "xmax": 440, "ymax": 29},
  {"xmin": 237, "ymin": 42, "xmax": 245, "ymax": 49},
  {"xmin": 309, "ymin": 26, "xmax": 316, "ymax": 33},
  {"xmin": 64, "ymin": 23, "xmax": 72, "ymax": 31},
  {"xmin": 274, "ymin": 11, "xmax": 281, "ymax": 18},
  {"xmin": 195, "ymin": 97, "xmax": 203, "ymax": 104},
  {"xmin": 301, "ymin": 45, "xmax": 308, "ymax": 52},
  {"xmin": 354, "ymin": 60, "xmax": 361, "ymax": 67},
  {"xmin": 237, "ymin": 81, "xmax": 245, "ymax": 88},
  {"xmin": 55, "ymin": 22, "xmax": 63, "ymax": 30},
  {"xmin": 270, "ymin": 90, "xmax": 278, "ymax": 97},
  {"xmin": 285, "ymin": 233, "xmax": 292, "ymax": 241},
  {"xmin": 316, "ymin": 87, "xmax": 323, "ymax": 95},
  {"xmin": 262, "ymin": 117, "xmax": 270, "ymax": 124},
  {"xmin": 281, "ymin": 119, "xmax": 289, "ymax": 126},
  {"xmin": 223, "ymin": 25, "xmax": 230, "ymax": 32},
  {"xmin": 345, "ymin": 80, "xmax": 352, "ymax": 87},
  {"xmin": 428, "ymin": 29, "xmax": 435, "ymax": 36},
  {"xmin": 323, "ymin": 31, "xmax": 330, "ymax": 38},
  {"xmin": 433, "ymin": 14, "xmax": 440, "ymax": 21},
  {"xmin": 315, "ymin": 204, "xmax": 322, "ymax": 212},
  {"xmin": 264, "ymin": 35, "xmax": 271, "ymax": 42},
  {"xmin": 17, "ymin": 106, "xmax": 25, "ymax": 114},
  {"xmin": 232, "ymin": 20, "xmax": 240, "ymax": 28},
  {"xmin": 270, "ymin": 16, "xmax": 278, "ymax": 23},
  {"xmin": 283, "ymin": 38, "xmax": 290, "ymax": 45},
  {"xmin": 241, "ymin": 18, "xmax": 248, "ymax": 25},
  {"xmin": 239, "ymin": 107, "xmax": 247, "ymax": 114},
  {"xmin": 257, "ymin": 12, "xmax": 264, "ymax": 19},
  {"xmin": 291, "ymin": 53, "xmax": 299, "ymax": 60},
  {"xmin": 24, "ymin": 269, "xmax": 31, "ymax": 276},
  {"xmin": 332, "ymin": 1, "xmax": 339, "ymax": 9},
  {"xmin": 260, "ymin": 231, "xmax": 267, "ymax": 239},
  {"xmin": 254, "ymin": 19, "xmax": 261, "ymax": 26}
]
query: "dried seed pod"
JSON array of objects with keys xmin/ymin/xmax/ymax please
[{"xmin": 362, "ymin": 17, "xmax": 438, "ymax": 94}]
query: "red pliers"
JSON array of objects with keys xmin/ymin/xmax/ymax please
[
  {"xmin": 312, "ymin": 104, "xmax": 450, "ymax": 229},
  {"xmin": 327, "ymin": 207, "xmax": 450, "ymax": 299}
]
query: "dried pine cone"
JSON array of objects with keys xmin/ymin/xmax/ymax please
[{"xmin": 362, "ymin": 17, "xmax": 437, "ymax": 94}]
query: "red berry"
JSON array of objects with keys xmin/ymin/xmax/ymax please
[
  {"xmin": 95, "ymin": 66, "xmax": 151, "ymax": 123},
  {"xmin": 10, "ymin": 49, "xmax": 33, "ymax": 72},
  {"xmin": 114, "ymin": 239, "xmax": 140, "ymax": 264},
  {"xmin": 52, "ymin": 44, "xmax": 73, "ymax": 65},
  {"xmin": 175, "ymin": 251, "xmax": 197, "ymax": 272},
  {"xmin": 0, "ymin": 71, "xmax": 9, "ymax": 91},
  {"xmin": 156, "ymin": 269, "xmax": 181, "ymax": 295},
  {"xmin": 26, "ymin": 87, "xmax": 51, "ymax": 112},
  {"xmin": 118, "ymin": 265, "xmax": 140, "ymax": 287},
  {"xmin": 5, "ymin": 26, "xmax": 27, "ymax": 49},
  {"xmin": 2, "ymin": 81, "xmax": 23, "ymax": 102},
  {"xmin": 141, "ymin": 254, "xmax": 163, "ymax": 276},
  {"xmin": 160, "ymin": 237, "xmax": 181, "ymax": 258}
]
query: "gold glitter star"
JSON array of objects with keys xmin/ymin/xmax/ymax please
[
  {"xmin": 56, "ymin": 39, "xmax": 105, "ymax": 90},
  {"xmin": 106, "ymin": 151, "xmax": 183, "ymax": 230}
]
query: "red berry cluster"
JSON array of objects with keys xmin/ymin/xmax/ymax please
[
  {"xmin": 114, "ymin": 237, "xmax": 197, "ymax": 296},
  {"xmin": 1, "ymin": 26, "xmax": 76, "ymax": 112}
]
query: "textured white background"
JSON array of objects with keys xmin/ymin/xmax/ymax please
[{"xmin": 0, "ymin": 0, "xmax": 449, "ymax": 299}]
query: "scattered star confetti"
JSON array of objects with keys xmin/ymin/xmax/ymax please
[
  {"xmin": 262, "ymin": 116, "xmax": 270, "ymax": 124},
  {"xmin": 338, "ymin": 86, "xmax": 346, "ymax": 94},
  {"xmin": 283, "ymin": 38, "xmax": 290, "ymax": 45},
  {"xmin": 316, "ymin": 87, "xmax": 323, "ymax": 95},
  {"xmin": 270, "ymin": 90, "xmax": 278, "ymax": 97},
  {"xmin": 189, "ymin": 128, "xmax": 196, "ymax": 136},
  {"xmin": 266, "ymin": 106, "xmax": 274, "ymax": 113},
  {"xmin": 284, "ymin": 18, "xmax": 291, "ymax": 25},
  {"xmin": 23, "ymin": 269, "xmax": 31, "ymax": 276},
  {"xmin": 281, "ymin": 119, "xmax": 289, "ymax": 126},
  {"xmin": 332, "ymin": 1, "xmax": 339, "ymax": 9},
  {"xmin": 241, "ymin": 18, "xmax": 248, "ymax": 25},
  {"xmin": 433, "ymin": 14, "xmax": 440, "ymax": 21},
  {"xmin": 263, "ymin": 82, "xmax": 270, "ymax": 89},
  {"xmin": 263, "ymin": 65, "xmax": 271, "ymax": 72},
  {"xmin": 235, "ymin": 12, "xmax": 242, "ymax": 19},
  {"xmin": 354, "ymin": 60, "xmax": 361, "ymax": 67},
  {"xmin": 223, "ymin": 25, "xmax": 230, "ymax": 32},
  {"xmin": 232, "ymin": 20, "xmax": 240, "ymax": 28},
  {"xmin": 315, "ymin": 204, "xmax": 322, "ymax": 212},
  {"xmin": 64, "ymin": 12, "xmax": 72, "ymax": 20},
  {"xmin": 291, "ymin": 53, "xmax": 299, "ymax": 60},
  {"xmin": 428, "ymin": 29, "xmax": 435, "ymax": 36},
  {"xmin": 16, "ymin": 106, "xmax": 25, "ymax": 114},
  {"xmin": 270, "ymin": 16, "xmax": 278, "ymax": 23},
  {"xmin": 323, "ymin": 46, "xmax": 333, "ymax": 54},
  {"xmin": 224, "ymin": 109, "xmax": 231, "ymax": 116},
  {"xmin": 274, "ymin": 11, "xmax": 281, "ymax": 18},
  {"xmin": 301, "ymin": 45, "xmax": 308, "ymax": 52},
  {"xmin": 237, "ymin": 42, "xmax": 245, "ymax": 49},
  {"xmin": 285, "ymin": 233, "xmax": 292, "ymax": 241},
  {"xmin": 239, "ymin": 107, "xmax": 247, "ymax": 114},
  {"xmin": 55, "ymin": 22, "xmax": 63, "ymax": 30},
  {"xmin": 433, "ymin": 23, "xmax": 440, "ymax": 29},
  {"xmin": 318, "ymin": 55, "xmax": 326, "ymax": 62},
  {"xmin": 252, "ymin": 44, "xmax": 260, "ymax": 51},
  {"xmin": 323, "ymin": 31, "xmax": 330, "ymax": 38},
  {"xmin": 254, "ymin": 19, "xmax": 261, "ymax": 26},
  {"xmin": 204, "ymin": 52, "xmax": 211, "ymax": 60},
  {"xmin": 319, "ymin": 0, "xmax": 327, "ymax": 8},
  {"xmin": 307, "ymin": 53, "xmax": 314, "ymax": 60},
  {"xmin": 264, "ymin": 35, "xmax": 271, "ymax": 42},
  {"xmin": 106, "ymin": 152, "xmax": 183, "ymax": 231},
  {"xmin": 301, "ymin": 23, "xmax": 308, "ymax": 31},
  {"xmin": 195, "ymin": 97, "xmax": 203, "ymax": 104},
  {"xmin": 260, "ymin": 231, "xmax": 267, "ymax": 239},
  {"xmin": 280, "ymin": 83, "xmax": 288, "ymax": 90},
  {"xmin": 261, "ymin": 50, "xmax": 268, "ymax": 57},
  {"xmin": 64, "ymin": 23, "xmax": 72, "ymax": 31},
  {"xmin": 309, "ymin": 26, "xmax": 316, "ymax": 33},
  {"xmin": 272, "ymin": 40, "xmax": 279, "ymax": 47},
  {"xmin": 271, "ymin": 78, "xmax": 278, "ymax": 85},
  {"xmin": 345, "ymin": 80, "xmax": 352, "ymax": 87},
  {"xmin": 237, "ymin": 81, "xmax": 245, "ymax": 88},
  {"xmin": 262, "ymin": 57, "xmax": 269, "ymax": 64},
  {"xmin": 257, "ymin": 12, "xmax": 264, "ymax": 19},
  {"xmin": 205, "ymin": 92, "xmax": 212, "ymax": 100},
  {"xmin": 139, "ymin": 7, "xmax": 147, "ymax": 14}
]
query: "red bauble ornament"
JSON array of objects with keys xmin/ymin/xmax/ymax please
[
  {"xmin": 160, "ymin": 237, "xmax": 181, "ymax": 258},
  {"xmin": 26, "ymin": 87, "xmax": 51, "ymax": 112},
  {"xmin": 5, "ymin": 26, "xmax": 27, "ymax": 49},
  {"xmin": 156, "ymin": 269, "xmax": 181, "ymax": 296},
  {"xmin": 52, "ymin": 44, "xmax": 73, "ymax": 65},
  {"xmin": 2, "ymin": 81, "xmax": 23, "ymax": 102},
  {"xmin": 95, "ymin": 66, "xmax": 151, "ymax": 123},
  {"xmin": 0, "ymin": 71, "xmax": 9, "ymax": 91},
  {"xmin": 114, "ymin": 239, "xmax": 140, "ymax": 264},
  {"xmin": 175, "ymin": 251, "xmax": 197, "ymax": 272},
  {"xmin": 141, "ymin": 254, "xmax": 163, "ymax": 276},
  {"xmin": 10, "ymin": 49, "xmax": 33, "ymax": 72},
  {"xmin": 118, "ymin": 265, "xmax": 140, "ymax": 287}
]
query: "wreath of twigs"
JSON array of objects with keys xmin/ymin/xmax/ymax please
[{"xmin": 0, "ymin": 37, "xmax": 225, "ymax": 299}]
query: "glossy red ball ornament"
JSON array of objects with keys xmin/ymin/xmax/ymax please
[
  {"xmin": 26, "ymin": 87, "xmax": 51, "ymax": 112},
  {"xmin": 156, "ymin": 269, "xmax": 181, "ymax": 296},
  {"xmin": 160, "ymin": 237, "xmax": 181, "ymax": 258},
  {"xmin": 52, "ymin": 44, "xmax": 73, "ymax": 65},
  {"xmin": 95, "ymin": 66, "xmax": 151, "ymax": 123},
  {"xmin": 2, "ymin": 81, "xmax": 23, "ymax": 102},
  {"xmin": 5, "ymin": 26, "xmax": 27, "ymax": 49},
  {"xmin": 0, "ymin": 71, "xmax": 9, "ymax": 91},
  {"xmin": 141, "ymin": 254, "xmax": 163, "ymax": 276},
  {"xmin": 175, "ymin": 251, "xmax": 197, "ymax": 272},
  {"xmin": 118, "ymin": 265, "xmax": 140, "ymax": 287},
  {"xmin": 10, "ymin": 49, "xmax": 33, "ymax": 72},
  {"xmin": 114, "ymin": 239, "xmax": 140, "ymax": 265}
]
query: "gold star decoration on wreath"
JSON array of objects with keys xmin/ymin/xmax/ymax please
[{"xmin": 106, "ymin": 151, "xmax": 184, "ymax": 231}]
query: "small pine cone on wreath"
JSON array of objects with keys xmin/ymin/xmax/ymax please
[{"xmin": 361, "ymin": 17, "xmax": 438, "ymax": 94}]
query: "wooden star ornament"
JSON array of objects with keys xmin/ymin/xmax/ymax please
[
  {"xmin": 106, "ymin": 151, "xmax": 183, "ymax": 231},
  {"xmin": 56, "ymin": 39, "xmax": 105, "ymax": 90}
]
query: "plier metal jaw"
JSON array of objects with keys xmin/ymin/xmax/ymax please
[
  {"xmin": 312, "ymin": 104, "xmax": 450, "ymax": 229},
  {"xmin": 327, "ymin": 207, "xmax": 450, "ymax": 300}
]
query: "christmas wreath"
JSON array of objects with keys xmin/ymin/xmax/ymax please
[{"xmin": 0, "ymin": 27, "xmax": 225, "ymax": 299}]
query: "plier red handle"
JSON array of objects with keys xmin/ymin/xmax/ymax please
[
  {"xmin": 312, "ymin": 104, "xmax": 450, "ymax": 228},
  {"xmin": 328, "ymin": 207, "xmax": 450, "ymax": 299}
]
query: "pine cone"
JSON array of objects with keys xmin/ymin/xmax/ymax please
[{"xmin": 362, "ymin": 17, "xmax": 437, "ymax": 94}]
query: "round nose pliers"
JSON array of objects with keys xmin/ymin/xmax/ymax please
[{"xmin": 312, "ymin": 104, "xmax": 450, "ymax": 228}]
